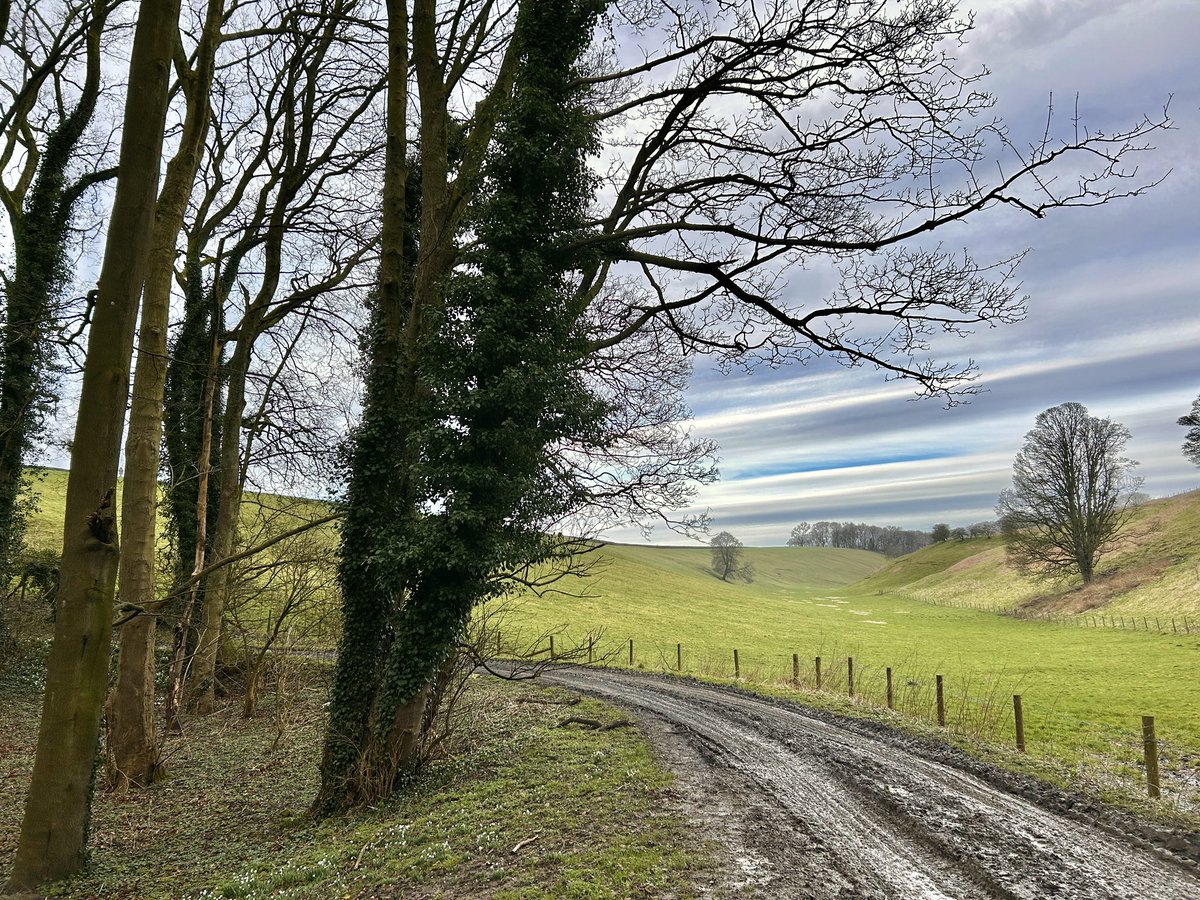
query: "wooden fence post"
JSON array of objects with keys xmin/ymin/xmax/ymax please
[
  {"xmin": 1013, "ymin": 694, "xmax": 1026, "ymax": 752},
  {"xmin": 677, "ymin": 642, "xmax": 682, "ymax": 672},
  {"xmin": 628, "ymin": 638, "xmax": 634, "ymax": 666},
  {"xmin": 847, "ymin": 657, "xmax": 855, "ymax": 698},
  {"xmin": 1143, "ymin": 715, "xmax": 1160, "ymax": 799},
  {"xmin": 792, "ymin": 653, "xmax": 799, "ymax": 685},
  {"xmin": 734, "ymin": 649, "xmax": 740, "ymax": 679},
  {"xmin": 588, "ymin": 636, "xmax": 594, "ymax": 664},
  {"xmin": 936, "ymin": 674, "xmax": 945, "ymax": 726},
  {"xmin": 886, "ymin": 667, "xmax": 894, "ymax": 710},
  {"xmin": 496, "ymin": 631, "xmax": 502, "ymax": 656},
  {"xmin": 815, "ymin": 656, "xmax": 822, "ymax": 689}
]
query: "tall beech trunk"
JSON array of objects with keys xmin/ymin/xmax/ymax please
[
  {"xmin": 5, "ymin": 0, "xmax": 181, "ymax": 890},
  {"xmin": 107, "ymin": 0, "xmax": 224, "ymax": 788}
]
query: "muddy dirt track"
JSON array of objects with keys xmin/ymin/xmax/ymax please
[{"xmin": 532, "ymin": 665, "xmax": 1200, "ymax": 900}]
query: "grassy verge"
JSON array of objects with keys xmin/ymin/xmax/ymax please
[{"xmin": 1, "ymin": 654, "xmax": 712, "ymax": 899}]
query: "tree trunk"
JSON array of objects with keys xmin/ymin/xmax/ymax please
[
  {"xmin": 164, "ymin": 333, "xmax": 220, "ymax": 732},
  {"xmin": 105, "ymin": 613, "xmax": 158, "ymax": 790},
  {"xmin": 162, "ymin": 262, "xmax": 224, "ymax": 592},
  {"xmin": 189, "ymin": 329, "xmax": 253, "ymax": 713},
  {"xmin": 5, "ymin": 0, "xmax": 180, "ymax": 889},
  {"xmin": 312, "ymin": 0, "xmax": 415, "ymax": 817},
  {"xmin": 314, "ymin": 0, "xmax": 533, "ymax": 814},
  {"xmin": 0, "ymin": 0, "xmax": 108, "ymax": 583},
  {"xmin": 107, "ymin": 0, "xmax": 224, "ymax": 782}
]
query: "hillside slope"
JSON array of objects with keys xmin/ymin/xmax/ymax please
[
  {"xmin": 500, "ymin": 543, "xmax": 886, "ymax": 659},
  {"xmin": 857, "ymin": 489, "xmax": 1200, "ymax": 616},
  {"xmin": 599, "ymin": 543, "xmax": 885, "ymax": 593}
]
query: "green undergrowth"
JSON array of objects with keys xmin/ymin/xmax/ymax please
[{"xmin": 1, "ymin": 659, "xmax": 711, "ymax": 898}]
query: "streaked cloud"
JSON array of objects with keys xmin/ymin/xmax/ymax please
[{"xmin": 606, "ymin": 0, "xmax": 1200, "ymax": 546}]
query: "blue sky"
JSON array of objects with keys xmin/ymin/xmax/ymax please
[{"xmin": 609, "ymin": 0, "xmax": 1200, "ymax": 545}]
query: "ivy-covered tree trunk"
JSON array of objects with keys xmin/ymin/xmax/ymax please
[
  {"xmin": 162, "ymin": 263, "xmax": 224, "ymax": 593},
  {"xmin": 314, "ymin": 0, "xmax": 601, "ymax": 814},
  {"xmin": 0, "ymin": 0, "xmax": 109, "ymax": 587},
  {"xmin": 5, "ymin": 0, "xmax": 181, "ymax": 890},
  {"xmin": 164, "ymin": 331, "xmax": 220, "ymax": 732},
  {"xmin": 107, "ymin": 0, "xmax": 224, "ymax": 789},
  {"xmin": 311, "ymin": 0, "xmax": 415, "ymax": 814}
]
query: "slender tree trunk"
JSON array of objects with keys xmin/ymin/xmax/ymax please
[
  {"xmin": 189, "ymin": 326, "xmax": 254, "ymax": 713},
  {"xmin": 164, "ymin": 332, "xmax": 220, "ymax": 732},
  {"xmin": 106, "ymin": 0, "xmax": 223, "ymax": 787},
  {"xmin": 5, "ymin": 0, "xmax": 180, "ymax": 889}
]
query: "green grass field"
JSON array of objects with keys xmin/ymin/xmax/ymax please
[
  {"xmin": 17, "ymin": 468, "xmax": 1200, "ymax": 816},
  {"xmin": 499, "ymin": 508, "xmax": 1200, "ymax": 816}
]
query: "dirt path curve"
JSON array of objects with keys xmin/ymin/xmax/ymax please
[{"xmin": 533, "ymin": 665, "xmax": 1200, "ymax": 900}]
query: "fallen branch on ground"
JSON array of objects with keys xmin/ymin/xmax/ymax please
[{"xmin": 511, "ymin": 834, "xmax": 540, "ymax": 854}]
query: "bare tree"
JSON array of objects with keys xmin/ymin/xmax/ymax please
[
  {"xmin": 5, "ymin": 0, "xmax": 181, "ymax": 889},
  {"xmin": 177, "ymin": 0, "xmax": 381, "ymax": 715},
  {"xmin": 997, "ymin": 402, "xmax": 1141, "ymax": 584},
  {"xmin": 1178, "ymin": 394, "xmax": 1200, "ymax": 466},
  {"xmin": 710, "ymin": 531, "xmax": 749, "ymax": 582},
  {"xmin": 578, "ymin": 0, "xmax": 1167, "ymax": 396}
]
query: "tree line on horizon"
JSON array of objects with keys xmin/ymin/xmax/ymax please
[{"xmin": 787, "ymin": 520, "xmax": 933, "ymax": 557}]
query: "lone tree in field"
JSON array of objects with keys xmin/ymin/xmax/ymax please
[
  {"xmin": 997, "ymin": 403, "xmax": 1141, "ymax": 584},
  {"xmin": 931, "ymin": 523, "xmax": 951, "ymax": 542},
  {"xmin": 711, "ymin": 531, "xmax": 750, "ymax": 582},
  {"xmin": 1178, "ymin": 394, "xmax": 1200, "ymax": 465}
]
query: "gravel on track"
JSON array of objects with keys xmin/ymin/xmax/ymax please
[{"xmin": 530, "ymin": 665, "xmax": 1200, "ymax": 900}]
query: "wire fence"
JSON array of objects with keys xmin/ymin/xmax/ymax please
[
  {"xmin": 499, "ymin": 626, "xmax": 1199, "ymax": 810},
  {"xmin": 885, "ymin": 592, "xmax": 1197, "ymax": 635}
]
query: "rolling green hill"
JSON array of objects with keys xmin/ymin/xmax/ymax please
[
  {"xmin": 860, "ymin": 489, "xmax": 1200, "ymax": 617},
  {"xmin": 498, "ymin": 543, "xmax": 885, "ymax": 657}
]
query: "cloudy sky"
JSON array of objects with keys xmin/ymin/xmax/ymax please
[{"xmin": 613, "ymin": 0, "xmax": 1200, "ymax": 546}]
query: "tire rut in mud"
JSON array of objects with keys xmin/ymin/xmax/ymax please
[{"xmin": 533, "ymin": 666, "xmax": 1200, "ymax": 900}]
